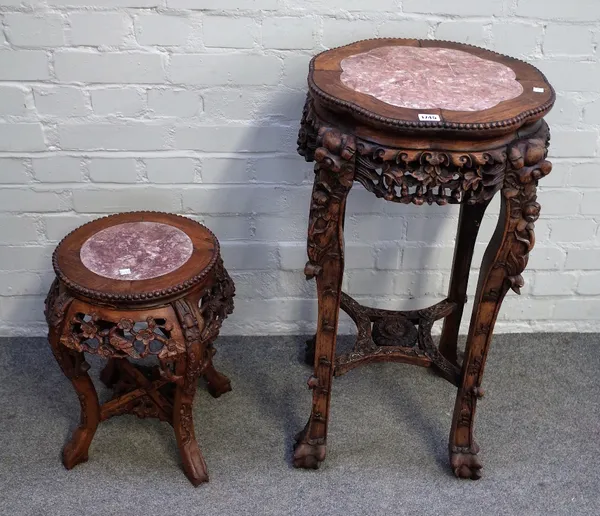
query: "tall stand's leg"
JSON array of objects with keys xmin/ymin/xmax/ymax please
[
  {"xmin": 293, "ymin": 127, "xmax": 356, "ymax": 469},
  {"xmin": 48, "ymin": 327, "xmax": 100, "ymax": 469},
  {"xmin": 173, "ymin": 299, "xmax": 210, "ymax": 486},
  {"xmin": 439, "ymin": 201, "xmax": 490, "ymax": 364},
  {"xmin": 449, "ymin": 131, "xmax": 552, "ymax": 479}
]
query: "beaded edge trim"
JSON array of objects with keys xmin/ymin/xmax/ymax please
[
  {"xmin": 308, "ymin": 38, "xmax": 556, "ymax": 132},
  {"xmin": 52, "ymin": 211, "xmax": 220, "ymax": 303}
]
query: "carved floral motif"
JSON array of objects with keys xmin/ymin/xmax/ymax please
[
  {"xmin": 44, "ymin": 279, "xmax": 73, "ymax": 328},
  {"xmin": 299, "ymin": 97, "xmax": 356, "ymax": 277},
  {"xmin": 61, "ymin": 313, "xmax": 183, "ymax": 360},
  {"xmin": 197, "ymin": 258, "xmax": 235, "ymax": 343},
  {"xmin": 355, "ymin": 145, "xmax": 506, "ymax": 206},
  {"xmin": 172, "ymin": 263, "xmax": 235, "ymax": 446},
  {"xmin": 304, "ymin": 127, "xmax": 356, "ymax": 277},
  {"xmin": 502, "ymin": 136, "xmax": 552, "ymax": 294},
  {"xmin": 298, "ymin": 96, "xmax": 508, "ymax": 208},
  {"xmin": 297, "ymin": 95, "xmax": 319, "ymax": 163},
  {"xmin": 329, "ymin": 293, "xmax": 461, "ymax": 384}
]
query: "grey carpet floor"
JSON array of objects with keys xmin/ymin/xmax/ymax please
[{"xmin": 0, "ymin": 334, "xmax": 599, "ymax": 516}]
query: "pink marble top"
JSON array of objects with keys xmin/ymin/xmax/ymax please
[
  {"xmin": 80, "ymin": 222, "xmax": 194, "ymax": 281},
  {"xmin": 340, "ymin": 46, "xmax": 524, "ymax": 112}
]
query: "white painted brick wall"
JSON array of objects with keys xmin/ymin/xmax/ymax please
[
  {"xmin": 0, "ymin": 159, "xmax": 29, "ymax": 183},
  {"xmin": 33, "ymin": 157, "xmax": 83, "ymax": 182},
  {"xmin": 4, "ymin": 13, "xmax": 66, "ymax": 48},
  {"xmin": 69, "ymin": 12, "xmax": 132, "ymax": 47},
  {"xmin": 54, "ymin": 51, "xmax": 165, "ymax": 83},
  {"xmin": 1, "ymin": 1, "xmax": 600, "ymax": 337},
  {"xmin": 90, "ymin": 88, "xmax": 145, "ymax": 117},
  {"xmin": 0, "ymin": 86, "xmax": 28, "ymax": 115},
  {"xmin": 34, "ymin": 86, "xmax": 90, "ymax": 116},
  {"xmin": 88, "ymin": 158, "xmax": 139, "ymax": 183},
  {"xmin": 0, "ymin": 50, "xmax": 49, "ymax": 80},
  {"xmin": 204, "ymin": 16, "xmax": 256, "ymax": 49},
  {"xmin": 134, "ymin": 14, "xmax": 194, "ymax": 46}
]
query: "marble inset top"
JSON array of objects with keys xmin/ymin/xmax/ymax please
[
  {"xmin": 340, "ymin": 46, "xmax": 524, "ymax": 112},
  {"xmin": 80, "ymin": 222, "xmax": 194, "ymax": 281}
]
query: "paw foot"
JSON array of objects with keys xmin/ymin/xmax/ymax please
[
  {"xmin": 293, "ymin": 439, "xmax": 326, "ymax": 469},
  {"xmin": 450, "ymin": 447, "xmax": 482, "ymax": 480},
  {"xmin": 180, "ymin": 441, "xmax": 209, "ymax": 487}
]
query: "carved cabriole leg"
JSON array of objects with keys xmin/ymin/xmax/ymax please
[
  {"xmin": 449, "ymin": 127, "xmax": 552, "ymax": 480},
  {"xmin": 49, "ymin": 328, "xmax": 101, "ymax": 469},
  {"xmin": 196, "ymin": 259, "xmax": 235, "ymax": 398},
  {"xmin": 172, "ymin": 264, "xmax": 234, "ymax": 484},
  {"xmin": 50, "ymin": 329, "xmax": 100, "ymax": 468},
  {"xmin": 173, "ymin": 298, "xmax": 210, "ymax": 486},
  {"xmin": 439, "ymin": 201, "xmax": 490, "ymax": 365},
  {"xmin": 45, "ymin": 280, "xmax": 101, "ymax": 470},
  {"xmin": 293, "ymin": 126, "xmax": 356, "ymax": 469}
]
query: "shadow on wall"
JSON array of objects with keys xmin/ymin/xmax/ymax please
[
  {"xmin": 219, "ymin": 67, "xmax": 508, "ymax": 341},
  {"xmin": 0, "ymin": 84, "xmax": 502, "ymax": 345},
  {"xmin": 227, "ymin": 75, "xmax": 477, "ymax": 338},
  {"xmin": 196, "ymin": 76, "xmax": 312, "ymax": 336}
]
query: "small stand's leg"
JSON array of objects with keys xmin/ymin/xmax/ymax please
[
  {"xmin": 200, "ymin": 260, "xmax": 235, "ymax": 399},
  {"xmin": 172, "ymin": 354, "xmax": 209, "ymax": 486},
  {"xmin": 99, "ymin": 358, "xmax": 121, "ymax": 388},
  {"xmin": 173, "ymin": 299, "xmax": 210, "ymax": 486},
  {"xmin": 449, "ymin": 131, "xmax": 552, "ymax": 480},
  {"xmin": 439, "ymin": 201, "xmax": 490, "ymax": 364},
  {"xmin": 48, "ymin": 327, "xmax": 100, "ymax": 470},
  {"xmin": 203, "ymin": 347, "xmax": 231, "ymax": 399},
  {"xmin": 293, "ymin": 126, "xmax": 356, "ymax": 469}
]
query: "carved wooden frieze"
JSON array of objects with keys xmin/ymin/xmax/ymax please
[
  {"xmin": 298, "ymin": 96, "xmax": 508, "ymax": 207},
  {"xmin": 355, "ymin": 144, "xmax": 506, "ymax": 206},
  {"xmin": 61, "ymin": 313, "xmax": 183, "ymax": 360}
]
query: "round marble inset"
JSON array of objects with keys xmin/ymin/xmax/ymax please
[
  {"xmin": 80, "ymin": 222, "xmax": 194, "ymax": 281},
  {"xmin": 340, "ymin": 46, "xmax": 524, "ymax": 112}
]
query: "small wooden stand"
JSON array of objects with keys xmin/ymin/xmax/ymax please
[{"xmin": 45, "ymin": 212, "xmax": 235, "ymax": 486}]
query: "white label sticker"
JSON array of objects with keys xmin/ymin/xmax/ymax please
[
  {"xmin": 418, "ymin": 113, "xmax": 441, "ymax": 122},
  {"xmin": 119, "ymin": 268, "xmax": 131, "ymax": 276},
  {"xmin": 533, "ymin": 87, "xmax": 545, "ymax": 93}
]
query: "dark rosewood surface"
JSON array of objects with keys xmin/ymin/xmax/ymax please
[
  {"xmin": 45, "ymin": 212, "xmax": 235, "ymax": 487},
  {"xmin": 294, "ymin": 39, "xmax": 554, "ymax": 480}
]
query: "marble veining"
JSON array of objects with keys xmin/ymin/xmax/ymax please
[
  {"xmin": 80, "ymin": 222, "xmax": 194, "ymax": 281},
  {"xmin": 340, "ymin": 46, "xmax": 524, "ymax": 112}
]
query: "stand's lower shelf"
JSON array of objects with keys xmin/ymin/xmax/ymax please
[
  {"xmin": 307, "ymin": 293, "xmax": 462, "ymax": 386},
  {"xmin": 99, "ymin": 360, "xmax": 176, "ymax": 423}
]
